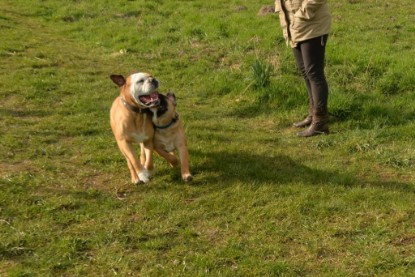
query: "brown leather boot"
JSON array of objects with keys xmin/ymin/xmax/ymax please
[
  {"xmin": 293, "ymin": 94, "xmax": 313, "ymax": 128},
  {"xmin": 293, "ymin": 115, "xmax": 312, "ymax": 128},
  {"xmin": 297, "ymin": 108, "xmax": 329, "ymax": 137}
]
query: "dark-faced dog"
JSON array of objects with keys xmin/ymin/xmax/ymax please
[
  {"xmin": 149, "ymin": 92, "xmax": 193, "ymax": 182},
  {"xmin": 109, "ymin": 72, "xmax": 160, "ymax": 184}
]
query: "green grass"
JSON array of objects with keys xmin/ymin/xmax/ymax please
[{"xmin": 1, "ymin": 0, "xmax": 415, "ymax": 275}]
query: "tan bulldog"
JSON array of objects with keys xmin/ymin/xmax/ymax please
[{"xmin": 109, "ymin": 72, "xmax": 160, "ymax": 184}]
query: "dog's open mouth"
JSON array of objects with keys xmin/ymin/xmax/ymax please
[{"xmin": 139, "ymin": 92, "xmax": 160, "ymax": 107}]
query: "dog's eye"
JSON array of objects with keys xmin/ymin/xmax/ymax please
[{"xmin": 137, "ymin": 80, "xmax": 144, "ymax": 84}]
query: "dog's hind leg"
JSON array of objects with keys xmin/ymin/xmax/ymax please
[{"xmin": 177, "ymin": 145, "xmax": 192, "ymax": 182}]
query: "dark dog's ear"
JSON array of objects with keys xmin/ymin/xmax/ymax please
[
  {"xmin": 110, "ymin": 75, "xmax": 126, "ymax": 87},
  {"xmin": 167, "ymin": 92, "xmax": 177, "ymax": 106}
]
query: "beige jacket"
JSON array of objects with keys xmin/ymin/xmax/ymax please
[{"xmin": 275, "ymin": 0, "xmax": 331, "ymax": 47}]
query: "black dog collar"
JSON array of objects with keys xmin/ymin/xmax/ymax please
[{"xmin": 154, "ymin": 113, "xmax": 179, "ymax": 129}]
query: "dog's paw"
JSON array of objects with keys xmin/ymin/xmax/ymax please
[
  {"xmin": 182, "ymin": 174, "xmax": 193, "ymax": 182},
  {"xmin": 138, "ymin": 170, "xmax": 151, "ymax": 183}
]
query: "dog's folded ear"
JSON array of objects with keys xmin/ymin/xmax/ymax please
[
  {"xmin": 110, "ymin": 75, "xmax": 126, "ymax": 87},
  {"xmin": 167, "ymin": 92, "xmax": 177, "ymax": 106}
]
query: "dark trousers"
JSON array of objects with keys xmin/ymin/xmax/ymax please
[{"xmin": 292, "ymin": 35, "xmax": 329, "ymax": 112}]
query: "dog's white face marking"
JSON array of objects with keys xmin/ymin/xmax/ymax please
[{"xmin": 130, "ymin": 73, "xmax": 157, "ymax": 98}]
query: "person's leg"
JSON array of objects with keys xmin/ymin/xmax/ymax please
[
  {"xmin": 292, "ymin": 45, "xmax": 313, "ymax": 127},
  {"xmin": 297, "ymin": 35, "xmax": 329, "ymax": 137},
  {"xmin": 301, "ymin": 35, "xmax": 329, "ymax": 112}
]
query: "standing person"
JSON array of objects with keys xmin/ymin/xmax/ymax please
[{"xmin": 275, "ymin": 0, "xmax": 331, "ymax": 137}]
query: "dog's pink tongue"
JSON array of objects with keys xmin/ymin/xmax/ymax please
[{"xmin": 140, "ymin": 92, "xmax": 159, "ymax": 104}]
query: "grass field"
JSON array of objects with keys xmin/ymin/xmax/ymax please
[{"xmin": 1, "ymin": 0, "xmax": 415, "ymax": 276}]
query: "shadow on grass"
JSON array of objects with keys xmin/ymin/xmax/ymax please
[
  {"xmin": 191, "ymin": 150, "xmax": 415, "ymax": 192},
  {"xmin": 0, "ymin": 108, "xmax": 52, "ymax": 118}
]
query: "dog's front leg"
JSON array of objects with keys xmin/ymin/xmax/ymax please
[
  {"xmin": 141, "ymin": 141, "xmax": 155, "ymax": 174},
  {"xmin": 154, "ymin": 146, "xmax": 179, "ymax": 167},
  {"xmin": 139, "ymin": 143, "xmax": 146, "ymax": 167},
  {"xmin": 117, "ymin": 139, "xmax": 150, "ymax": 184},
  {"xmin": 126, "ymin": 159, "xmax": 138, "ymax": 183}
]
